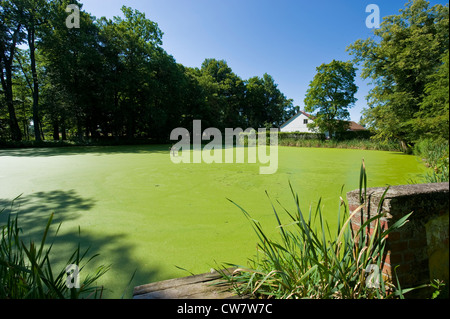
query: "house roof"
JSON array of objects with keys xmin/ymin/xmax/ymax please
[
  {"xmin": 348, "ymin": 121, "xmax": 366, "ymax": 131},
  {"xmin": 280, "ymin": 111, "xmax": 367, "ymax": 131},
  {"xmin": 280, "ymin": 111, "xmax": 314, "ymax": 129}
]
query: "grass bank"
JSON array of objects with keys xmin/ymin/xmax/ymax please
[{"xmin": 278, "ymin": 138, "xmax": 403, "ymax": 152}]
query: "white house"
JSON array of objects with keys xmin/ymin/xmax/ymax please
[
  {"xmin": 280, "ymin": 111, "xmax": 366, "ymax": 134},
  {"xmin": 280, "ymin": 111, "xmax": 317, "ymax": 133}
]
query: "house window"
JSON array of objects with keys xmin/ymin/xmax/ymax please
[{"xmin": 303, "ymin": 119, "xmax": 308, "ymax": 125}]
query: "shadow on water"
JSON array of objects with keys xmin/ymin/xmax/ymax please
[
  {"xmin": 0, "ymin": 144, "xmax": 171, "ymax": 158},
  {"xmin": 0, "ymin": 143, "xmax": 263, "ymax": 158},
  {"xmin": 0, "ymin": 190, "xmax": 96, "ymax": 226},
  {"xmin": 0, "ymin": 190, "xmax": 161, "ymax": 299}
]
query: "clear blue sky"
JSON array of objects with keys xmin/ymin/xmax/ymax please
[{"xmin": 81, "ymin": 0, "xmax": 448, "ymax": 122}]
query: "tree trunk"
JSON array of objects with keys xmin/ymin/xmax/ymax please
[
  {"xmin": 28, "ymin": 26, "xmax": 41, "ymax": 142},
  {"xmin": 327, "ymin": 122, "xmax": 334, "ymax": 140},
  {"xmin": 0, "ymin": 24, "xmax": 23, "ymax": 142},
  {"xmin": 6, "ymin": 92, "xmax": 22, "ymax": 142},
  {"xmin": 61, "ymin": 118, "xmax": 67, "ymax": 140},
  {"xmin": 52, "ymin": 119, "xmax": 59, "ymax": 141},
  {"xmin": 1, "ymin": 69, "xmax": 22, "ymax": 142},
  {"xmin": 76, "ymin": 115, "xmax": 83, "ymax": 141}
]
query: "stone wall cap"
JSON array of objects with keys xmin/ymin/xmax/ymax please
[{"xmin": 347, "ymin": 182, "xmax": 449, "ymax": 200}]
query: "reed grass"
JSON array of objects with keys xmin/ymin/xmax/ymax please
[
  {"xmin": 278, "ymin": 138, "xmax": 403, "ymax": 152},
  {"xmin": 218, "ymin": 161, "xmax": 423, "ymax": 299},
  {"xmin": 0, "ymin": 198, "xmax": 109, "ymax": 299}
]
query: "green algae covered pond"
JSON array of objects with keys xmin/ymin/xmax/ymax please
[{"xmin": 0, "ymin": 145, "xmax": 428, "ymax": 298}]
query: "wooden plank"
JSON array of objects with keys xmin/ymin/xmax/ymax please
[
  {"xmin": 134, "ymin": 281, "xmax": 236, "ymax": 299},
  {"xmin": 133, "ymin": 272, "xmax": 220, "ymax": 296},
  {"xmin": 133, "ymin": 268, "xmax": 247, "ymax": 299}
]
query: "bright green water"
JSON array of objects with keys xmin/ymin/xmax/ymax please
[{"xmin": 0, "ymin": 145, "xmax": 427, "ymax": 298}]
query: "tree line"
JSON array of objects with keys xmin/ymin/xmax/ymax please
[
  {"xmin": 0, "ymin": 0, "xmax": 298, "ymax": 143},
  {"xmin": 1, "ymin": 0, "xmax": 448, "ymax": 147}
]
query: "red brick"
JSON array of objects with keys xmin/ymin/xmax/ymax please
[
  {"xmin": 388, "ymin": 240, "xmax": 408, "ymax": 251},
  {"xmin": 402, "ymin": 250, "xmax": 413, "ymax": 260},
  {"xmin": 383, "ymin": 253, "xmax": 391, "ymax": 265},
  {"xmin": 399, "ymin": 263, "xmax": 412, "ymax": 273},
  {"xmin": 388, "ymin": 252, "xmax": 403, "ymax": 265},
  {"xmin": 408, "ymin": 238, "xmax": 425, "ymax": 250},
  {"xmin": 350, "ymin": 223, "xmax": 360, "ymax": 234},
  {"xmin": 400, "ymin": 229, "xmax": 414, "ymax": 240},
  {"xmin": 387, "ymin": 231, "xmax": 401, "ymax": 241},
  {"xmin": 379, "ymin": 220, "xmax": 389, "ymax": 231},
  {"xmin": 381, "ymin": 264, "xmax": 392, "ymax": 276},
  {"xmin": 350, "ymin": 215, "xmax": 361, "ymax": 226}
]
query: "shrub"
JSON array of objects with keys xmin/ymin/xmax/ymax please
[
  {"xmin": 276, "ymin": 138, "xmax": 403, "ymax": 152},
  {"xmin": 334, "ymin": 130, "xmax": 373, "ymax": 141},
  {"xmin": 414, "ymin": 138, "xmax": 449, "ymax": 183}
]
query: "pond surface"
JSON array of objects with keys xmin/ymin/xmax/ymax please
[{"xmin": 0, "ymin": 145, "xmax": 427, "ymax": 298}]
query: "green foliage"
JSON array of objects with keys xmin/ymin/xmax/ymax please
[
  {"xmin": 260, "ymin": 130, "xmax": 399, "ymax": 151},
  {"xmin": 245, "ymin": 73, "xmax": 294, "ymax": 129},
  {"xmin": 348, "ymin": 0, "xmax": 449, "ymax": 143},
  {"xmin": 277, "ymin": 132, "xmax": 326, "ymax": 141},
  {"xmin": 334, "ymin": 130, "xmax": 373, "ymax": 141},
  {"xmin": 304, "ymin": 60, "xmax": 358, "ymax": 137},
  {"xmin": 0, "ymin": 200, "xmax": 109, "ymax": 299},
  {"xmin": 430, "ymin": 280, "xmax": 448, "ymax": 299},
  {"xmin": 37, "ymin": 0, "xmax": 104, "ymax": 140},
  {"xmin": 196, "ymin": 58, "xmax": 246, "ymax": 130},
  {"xmin": 278, "ymin": 138, "xmax": 402, "ymax": 152},
  {"xmin": 416, "ymin": 51, "xmax": 450, "ymax": 139},
  {"xmin": 1, "ymin": 2, "xmax": 296, "ymax": 143},
  {"xmin": 414, "ymin": 138, "xmax": 449, "ymax": 182}
]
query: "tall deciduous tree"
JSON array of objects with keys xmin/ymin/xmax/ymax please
[
  {"xmin": 347, "ymin": 0, "xmax": 449, "ymax": 143},
  {"xmin": 17, "ymin": 0, "xmax": 49, "ymax": 142},
  {"xmin": 14, "ymin": 48, "xmax": 34, "ymax": 140},
  {"xmin": 41, "ymin": 0, "xmax": 103, "ymax": 140},
  {"xmin": 1, "ymin": 1, "xmax": 298, "ymax": 143},
  {"xmin": 99, "ymin": 6, "xmax": 164, "ymax": 138},
  {"xmin": 304, "ymin": 60, "xmax": 358, "ymax": 138},
  {"xmin": 199, "ymin": 58, "xmax": 246, "ymax": 129},
  {"xmin": 245, "ymin": 73, "xmax": 294, "ymax": 128},
  {"xmin": 0, "ymin": 0, "xmax": 25, "ymax": 141}
]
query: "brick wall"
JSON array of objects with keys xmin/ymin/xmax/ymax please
[{"xmin": 347, "ymin": 182, "xmax": 449, "ymax": 295}]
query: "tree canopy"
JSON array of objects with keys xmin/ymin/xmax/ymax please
[
  {"xmin": 304, "ymin": 59, "xmax": 358, "ymax": 137},
  {"xmin": 347, "ymin": 0, "xmax": 449, "ymax": 144},
  {"xmin": 3, "ymin": 0, "xmax": 447, "ymax": 146},
  {"xmin": 0, "ymin": 1, "xmax": 296, "ymax": 143}
]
